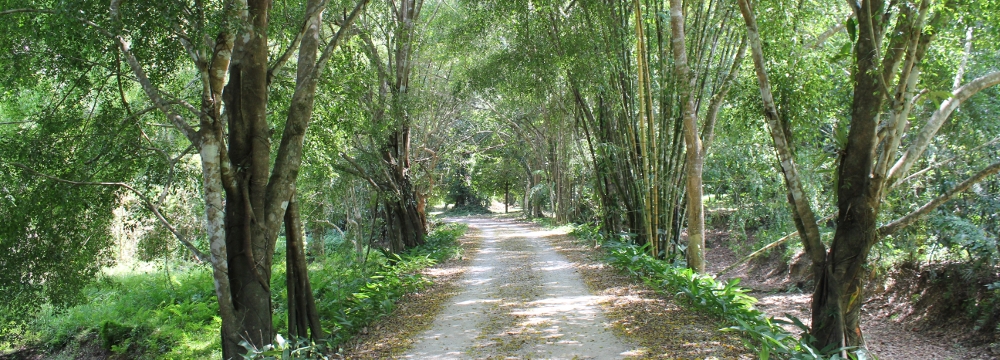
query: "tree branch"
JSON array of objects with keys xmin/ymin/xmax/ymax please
[
  {"xmin": 310, "ymin": 0, "xmax": 369, "ymax": 85},
  {"xmin": 314, "ymin": 219, "xmax": 345, "ymax": 238},
  {"xmin": 13, "ymin": 163, "xmax": 211, "ymax": 264},
  {"xmin": 739, "ymin": 0, "xmax": 826, "ymax": 266},
  {"xmin": 888, "ymin": 71, "xmax": 1000, "ymax": 181},
  {"xmin": 267, "ymin": 0, "xmax": 330, "ymax": 85},
  {"xmin": 718, "ymin": 213, "xmax": 838, "ymax": 276},
  {"xmin": 806, "ymin": 13, "xmax": 852, "ymax": 50},
  {"xmin": 340, "ymin": 153, "xmax": 381, "ymax": 189},
  {"xmin": 892, "ymin": 135, "xmax": 1000, "ymax": 189},
  {"xmin": 0, "ymin": 8, "xmax": 56, "ymax": 16},
  {"xmin": 1, "ymin": 9, "xmax": 199, "ymax": 143},
  {"xmin": 879, "ymin": 160, "xmax": 1000, "ymax": 237},
  {"xmin": 107, "ymin": 26, "xmax": 202, "ymax": 144}
]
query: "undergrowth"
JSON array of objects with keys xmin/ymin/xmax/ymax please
[
  {"xmin": 243, "ymin": 222, "xmax": 467, "ymax": 359},
  {"xmin": 442, "ymin": 204, "xmax": 492, "ymax": 216},
  {"xmin": 570, "ymin": 223, "xmax": 869, "ymax": 360},
  {"xmin": 20, "ymin": 263, "xmax": 222, "ymax": 359},
  {"xmin": 6, "ymin": 223, "xmax": 467, "ymax": 359}
]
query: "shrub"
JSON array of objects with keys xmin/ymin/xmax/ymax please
[
  {"xmin": 98, "ymin": 320, "xmax": 133, "ymax": 351},
  {"xmin": 15, "ymin": 223, "xmax": 468, "ymax": 359},
  {"xmin": 599, "ymin": 236, "xmax": 865, "ymax": 359}
]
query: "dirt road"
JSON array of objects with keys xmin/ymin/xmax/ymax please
[{"xmin": 402, "ymin": 218, "xmax": 636, "ymax": 359}]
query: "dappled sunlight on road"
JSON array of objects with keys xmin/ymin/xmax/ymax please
[
  {"xmin": 517, "ymin": 295, "xmax": 609, "ymax": 315},
  {"xmin": 402, "ymin": 217, "xmax": 636, "ymax": 359}
]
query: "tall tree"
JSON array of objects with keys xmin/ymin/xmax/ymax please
[
  {"xmin": 666, "ymin": 0, "xmax": 705, "ymax": 272},
  {"xmin": 1, "ymin": 0, "xmax": 367, "ymax": 356},
  {"xmin": 349, "ymin": 0, "xmax": 427, "ymax": 253},
  {"xmin": 739, "ymin": 0, "xmax": 1000, "ymax": 350}
]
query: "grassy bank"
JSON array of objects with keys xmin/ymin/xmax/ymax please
[{"xmin": 2, "ymin": 223, "xmax": 467, "ymax": 359}]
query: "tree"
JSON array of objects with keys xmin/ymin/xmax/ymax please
[
  {"xmin": 345, "ymin": 0, "xmax": 427, "ymax": 253},
  {"xmin": 1, "ymin": 0, "xmax": 367, "ymax": 356},
  {"xmin": 448, "ymin": 0, "xmax": 748, "ymax": 271},
  {"xmin": 665, "ymin": 0, "xmax": 706, "ymax": 272},
  {"xmin": 475, "ymin": 148, "xmax": 526, "ymax": 213},
  {"xmin": 739, "ymin": 0, "xmax": 1000, "ymax": 350}
]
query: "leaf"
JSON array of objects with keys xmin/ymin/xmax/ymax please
[
  {"xmin": 830, "ymin": 42, "xmax": 853, "ymax": 63},
  {"xmin": 923, "ymin": 90, "xmax": 954, "ymax": 104},
  {"xmin": 784, "ymin": 313, "xmax": 810, "ymax": 332},
  {"xmin": 846, "ymin": 18, "xmax": 857, "ymax": 43}
]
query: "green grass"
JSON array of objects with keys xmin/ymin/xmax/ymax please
[
  {"xmin": 442, "ymin": 204, "xmax": 492, "ymax": 216},
  {"xmin": 6, "ymin": 223, "xmax": 468, "ymax": 359},
  {"xmin": 22, "ymin": 263, "xmax": 222, "ymax": 359},
  {"xmin": 568, "ymin": 223, "xmax": 865, "ymax": 360}
]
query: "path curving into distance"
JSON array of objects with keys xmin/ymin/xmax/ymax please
[{"xmin": 402, "ymin": 218, "xmax": 636, "ymax": 359}]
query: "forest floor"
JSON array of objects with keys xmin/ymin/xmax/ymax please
[
  {"xmin": 705, "ymin": 229, "xmax": 999, "ymax": 360},
  {"xmin": 342, "ymin": 216, "xmax": 750, "ymax": 359}
]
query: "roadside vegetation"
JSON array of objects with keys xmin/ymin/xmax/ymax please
[
  {"xmin": 2, "ymin": 224, "xmax": 466, "ymax": 359},
  {"xmin": 2, "ymin": 0, "xmax": 999, "ymax": 358},
  {"xmin": 570, "ymin": 225, "xmax": 843, "ymax": 359}
]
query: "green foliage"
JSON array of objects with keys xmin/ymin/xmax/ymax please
[
  {"xmin": 98, "ymin": 320, "xmax": 134, "ymax": 351},
  {"xmin": 17, "ymin": 264, "xmax": 222, "ymax": 358},
  {"xmin": 443, "ymin": 204, "xmax": 493, "ymax": 216},
  {"xmin": 927, "ymin": 213, "xmax": 999, "ymax": 266},
  {"xmin": 881, "ymin": 171, "xmax": 1000, "ymax": 268},
  {"xmin": 0, "ymin": 0, "xmax": 212, "ymax": 335},
  {"xmin": 601, "ymin": 237, "xmax": 865, "ymax": 359},
  {"xmin": 0, "ymin": 165, "xmax": 121, "ymax": 326},
  {"xmin": 2, "ymin": 0, "xmax": 999, "ymax": 356},
  {"xmin": 0, "ymin": 96, "xmax": 149, "ymax": 336},
  {"xmin": 470, "ymin": 148, "xmax": 526, "ymax": 205},
  {"xmin": 319, "ymin": 223, "xmax": 466, "ymax": 347},
  {"xmin": 443, "ymin": 152, "xmax": 491, "ymax": 212},
  {"xmin": 268, "ymin": 222, "xmax": 467, "ymax": 356},
  {"xmin": 8, "ymin": 223, "xmax": 467, "ymax": 359},
  {"xmin": 238, "ymin": 334, "xmax": 329, "ymax": 360},
  {"xmin": 569, "ymin": 222, "xmax": 602, "ymax": 241}
]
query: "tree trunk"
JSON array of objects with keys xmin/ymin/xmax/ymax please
[
  {"xmin": 386, "ymin": 172, "xmax": 426, "ymax": 252},
  {"xmin": 416, "ymin": 191, "xmax": 428, "ymax": 229},
  {"xmin": 738, "ymin": 0, "xmax": 826, "ymax": 278},
  {"xmin": 310, "ymin": 220, "xmax": 326, "ymax": 257},
  {"xmin": 198, "ymin": 136, "xmax": 242, "ymax": 358},
  {"xmin": 667, "ymin": 0, "xmax": 706, "ymax": 272},
  {"xmin": 379, "ymin": 0, "xmax": 427, "ymax": 252},
  {"xmin": 285, "ymin": 195, "xmax": 324, "ymax": 340},
  {"xmin": 524, "ymin": 171, "xmax": 533, "ymax": 218},
  {"xmin": 811, "ymin": 0, "xmax": 888, "ymax": 348},
  {"xmin": 504, "ymin": 181, "xmax": 509, "ymax": 213},
  {"xmin": 221, "ymin": 0, "xmax": 275, "ymax": 354},
  {"xmin": 106, "ymin": 0, "xmax": 365, "ymax": 356},
  {"xmin": 533, "ymin": 181, "xmax": 544, "ymax": 218},
  {"xmin": 219, "ymin": 0, "xmax": 363, "ymax": 355}
]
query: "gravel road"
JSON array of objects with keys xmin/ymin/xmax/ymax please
[{"xmin": 402, "ymin": 218, "xmax": 635, "ymax": 359}]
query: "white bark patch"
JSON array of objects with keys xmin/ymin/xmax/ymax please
[
  {"xmin": 211, "ymin": 228, "xmax": 226, "ymax": 250},
  {"xmin": 201, "ymin": 143, "xmax": 218, "ymax": 157}
]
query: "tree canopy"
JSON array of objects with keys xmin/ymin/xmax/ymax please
[{"xmin": 2, "ymin": 0, "xmax": 1000, "ymax": 357}]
